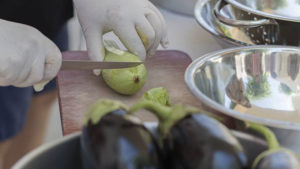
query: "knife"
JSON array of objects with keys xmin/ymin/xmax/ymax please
[{"xmin": 61, "ymin": 60, "xmax": 143, "ymax": 70}]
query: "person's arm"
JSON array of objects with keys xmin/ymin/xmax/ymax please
[
  {"xmin": 73, "ymin": 0, "xmax": 168, "ymax": 74},
  {"xmin": 0, "ymin": 19, "xmax": 61, "ymax": 87}
]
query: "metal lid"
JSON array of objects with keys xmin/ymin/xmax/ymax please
[{"xmin": 225, "ymin": 0, "xmax": 300, "ymax": 22}]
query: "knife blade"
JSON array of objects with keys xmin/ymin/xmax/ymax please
[{"xmin": 61, "ymin": 60, "xmax": 143, "ymax": 70}]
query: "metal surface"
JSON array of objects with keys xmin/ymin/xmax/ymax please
[
  {"xmin": 194, "ymin": 0, "xmax": 246, "ymax": 48},
  {"xmin": 215, "ymin": 0, "xmax": 300, "ymax": 46},
  {"xmin": 12, "ymin": 133, "xmax": 81, "ymax": 169},
  {"xmin": 185, "ymin": 45, "xmax": 300, "ymax": 130},
  {"xmin": 12, "ymin": 129, "xmax": 268, "ymax": 169},
  {"xmin": 214, "ymin": 0, "xmax": 281, "ymax": 45},
  {"xmin": 214, "ymin": 0, "xmax": 277, "ymax": 27},
  {"xmin": 61, "ymin": 60, "xmax": 143, "ymax": 70},
  {"xmin": 225, "ymin": 0, "xmax": 300, "ymax": 22},
  {"xmin": 195, "ymin": 0, "xmax": 300, "ymax": 47}
]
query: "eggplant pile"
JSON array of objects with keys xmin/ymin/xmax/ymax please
[{"xmin": 80, "ymin": 88, "xmax": 300, "ymax": 169}]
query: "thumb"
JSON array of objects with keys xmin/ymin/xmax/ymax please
[
  {"xmin": 33, "ymin": 80, "xmax": 49, "ymax": 92},
  {"xmin": 84, "ymin": 29, "xmax": 104, "ymax": 76}
]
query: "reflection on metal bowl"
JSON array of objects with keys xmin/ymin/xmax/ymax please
[
  {"xmin": 214, "ymin": 0, "xmax": 300, "ymax": 46},
  {"xmin": 195, "ymin": 0, "xmax": 300, "ymax": 47},
  {"xmin": 225, "ymin": 0, "xmax": 300, "ymax": 22},
  {"xmin": 185, "ymin": 45, "xmax": 300, "ymax": 152},
  {"xmin": 195, "ymin": 0, "xmax": 247, "ymax": 48}
]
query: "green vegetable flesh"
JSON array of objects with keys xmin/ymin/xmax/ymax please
[
  {"xmin": 84, "ymin": 99, "xmax": 128, "ymax": 126},
  {"xmin": 101, "ymin": 47, "xmax": 147, "ymax": 95},
  {"xmin": 142, "ymin": 87, "xmax": 171, "ymax": 106}
]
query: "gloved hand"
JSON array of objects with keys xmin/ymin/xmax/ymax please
[
  {"xmin": 0, "ymin": 19, "xmax": 62, "ymax": 88},
  {"xmin": 73, "ymin": 0, "xmax": 168, "ymax": 64}
]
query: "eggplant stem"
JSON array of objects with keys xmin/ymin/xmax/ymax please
[
  {"xmin": 246, "ymin": 122, "xmax": 280, "ymax": 150},
  {"xmin": 130, "ymin": 100, "xmax": 191, "ymax": 138},
  {"xmin": 129, "ymin": 99, "xmax": 172, "ymax": 121}
]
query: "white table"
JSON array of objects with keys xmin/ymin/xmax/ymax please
[{"xmin": 157, "ymin": 7, "xmax": 223, "ymax": 60}]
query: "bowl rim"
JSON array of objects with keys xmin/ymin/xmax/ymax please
[
  {"xmin": 185, "ymin": 45, "xmax": 300, "ymax": 130},
  {"xmin": 194, "ymin": 0, "xmax": 247, "ymax": 47},
  {"xmin": 12, "ymin": 132, "xmax": 81, "ymax": 169},
  {"xmin": 225, "ymin": 0, "xmax": 300, "ymax": 23}
]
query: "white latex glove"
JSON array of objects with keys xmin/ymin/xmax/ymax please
[
  {"xmin": 73, "ymin": 0, "xmax": 168, "ymax": 63},
  {"xmin": 0, "ymin": 19, "xmax": 62, "ymax": 88}
]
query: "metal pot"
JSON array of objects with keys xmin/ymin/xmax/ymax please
[
  {"xmin": 12, "ymin": 131, "xmax": 268, "ymax": 169},
  {"xmin": 214, "ymin": 0, "xmax": 300, "ymax": 46}
]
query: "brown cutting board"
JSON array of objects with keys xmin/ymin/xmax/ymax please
[{"xmin": 57, "ymin": 50, "xmax": 231, "ymax": 136}]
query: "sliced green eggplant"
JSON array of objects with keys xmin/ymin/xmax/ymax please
[
  {"xmin": 101, "ymin": 41, "xmax": 147, "ymax": 95},
  {"xmin": 142, "ymin": 87, "xmax": 171, "ymax": 106},
  {"xmin": 81, "ymin": 99, "xmax": 164, "ymax": 169}
]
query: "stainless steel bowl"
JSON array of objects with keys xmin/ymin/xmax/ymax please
[
  {"xmin": 214, "ymin": 0, "xmax": 300, "ymax": 46},
  {"xmin": 195, "ymin": 0, "xmax": 300, "ymax": 47},
  {"xmin": 12, "ymin": 131, "xmax": 267, "ymax": 169},
  {"xmin": 194, "ymin": 0, "xmax": 248, "ymax": 48},
  {"xmin": 185, "ymin": 45, "xmax": 300, "ymax": 152},
  {"xmin": 225, "ymin": 0, "xmax": 300, "ymax": 22}
]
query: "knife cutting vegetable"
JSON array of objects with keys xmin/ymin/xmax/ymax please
[
  {"xmin": 100, "ymin": 40, "xmax": 147, "ymax": 95},
  {"xmin": 60, "ymin": 60, "xmax": 143, "ymax": 70}
]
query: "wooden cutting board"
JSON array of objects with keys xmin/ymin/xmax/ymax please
[{"xmin": 57, "ymin": 50, "xmax": 231, "ymax": 135}]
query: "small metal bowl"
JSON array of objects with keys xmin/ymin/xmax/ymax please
[
  {"xmin": 12, "ymin": 131, "xmax": 267, "ymax": 169},
  {"xmin": 185, "ymin": 45, "xmax": 300, "ymax": 151},
  {"xmin": 225, "ymin": 0, "xmax": 300, "ymax": 22},
  {"xmin": 194, "ymin": 0, "xmax": 248, "ymax": 48},
  {"xmin": 195, "ymin": 0, "xmax": 300, "ymax": 47},
  {"xmin": 214, "ymin": 0, "xmax": 300, "ymax": 46}
]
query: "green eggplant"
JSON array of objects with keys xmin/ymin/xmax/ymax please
[
  {"xmin": 81, "ymin": 99, "xmax": 164, "ymax": 169},
  {"xmin": 246, "ymin": 123, "xmax": 300, "ymax": 169},
  {"xmin": 141, "ymin": 87, "xmax": 171, "ymax": 106},
  {"xmin": 101, "ymin": 41, "xmax": 147, "ymax": 95},
  {"xmin": 130, "ymin": 99, "xmax": 247, "ymax": 169}
]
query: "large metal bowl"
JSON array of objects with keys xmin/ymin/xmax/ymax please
[
  {"xmin": 12, "ymin": 131, "xmax": 267, "ymax": 169},
  {"xmin": 185, "ymin": 45, "xmax": 300, "ymax": 152}
]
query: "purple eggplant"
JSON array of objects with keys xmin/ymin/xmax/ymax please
[
  {"xmin": 246, "ymin": 123, "xmax": 300, "ymax": 169},
  {"xmin": 81, "ymin": 99, "xmax": 164, "ymax": 169},
  {"xmin": 130, "ymin": 100, "xmax": 248, "ymax": 169}
]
